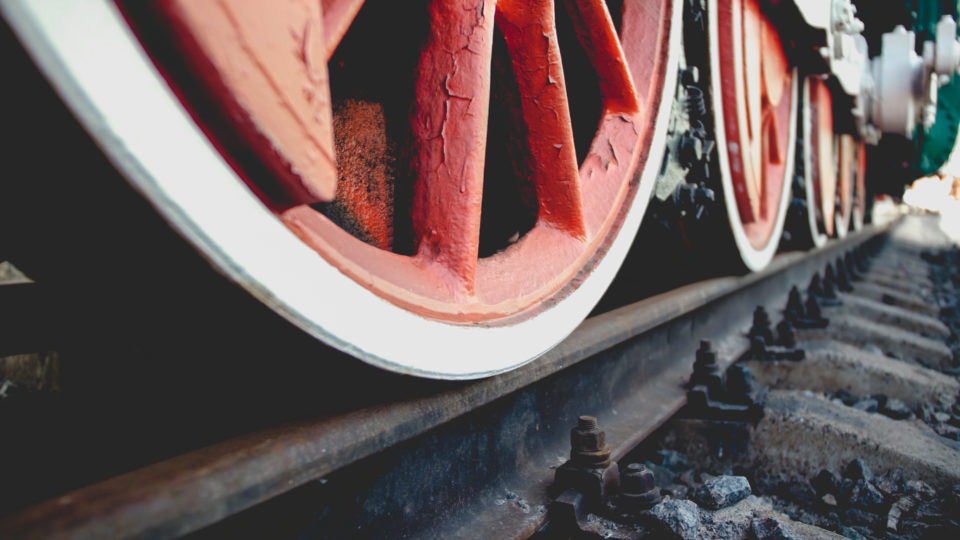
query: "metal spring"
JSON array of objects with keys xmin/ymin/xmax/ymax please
[{"xmin": 685, "ymin": 85, "xmax": 706, "ymax": 119}]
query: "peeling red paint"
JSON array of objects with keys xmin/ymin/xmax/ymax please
[
  {"xmin": 563, "ymin": 0, "xmax": 640, "ymax": 115},
  {"xmin": 497, "ymin": 0, "xmax": 586, "ymax": 239},
  {"xmin": 142, "ymin": 0, "xmax": 340, "ymax": 207},
  {"xmin": 409, "ymin": 0, "xmax": 497, "ymax": 294},
  {"xmin": 130, "ymin": 0, "xmax": 675, "ymax": 323}
]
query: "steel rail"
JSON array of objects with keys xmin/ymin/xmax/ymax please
[{"xmin": 0, "ymin": 220, "xmax": 896, "ymax": 539}]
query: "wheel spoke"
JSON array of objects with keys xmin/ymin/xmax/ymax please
[
  {"xmin": 320, "ymin": 0, "xmax": 366, "ymax": 59},
  {"xmin": 497, "ymin": 0, "xmax": 587, "ymax": 240},
  {"xmin": 111, "ymin": 0, "xmax": 681, "ymax": 364},
  {"xmin": 564, "ymin": 0, "xmax": 643, "ymax": 236},
  {"xmin": 410, "ymin": 0, "xmax": 497, "ymax": 292},
  {"xmin": 759, "ymin": 110, "xmax": 780, "ymax": 217},
  {"xmin": 763, "ymin": 111, "xmax": 782, "ymax": 166},
  {"xmin": 563, "ymin": 0, "xmax": 639, "ymax": 114},
  {"xmin": 760, "ymin": 14, "xmax": 788, "ymax": 108},
  {"xmin": 742, "ymin": 0, "xmax": 762, "ymax": 142},
  {"xmin": 147, "ymin": 0, "xmax": 338, "ymax": 206},
  {"xmin": 760, "ymin": 14, "xmax": 788, "ymax": 184},
  {"xmin": 742, "ymin": 0, "xmax": 789, "ymax": 223},
  {"xmin": 621, "ymin": 0, "xmax": 672, "ymax": 112},
  {"xmin": 738, "ymin": 0, "xmax": 762, "ymax": 221}
]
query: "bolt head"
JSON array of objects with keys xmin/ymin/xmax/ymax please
[
  {"xmin": 571, "ymin": 426, "xmax": 606, "ymax": 453},
  {"xmin": 777, "ymin": 319, "xmax": 797, "ymax": 347},
  {"xmin": 577, "ymin": 415, "xmax": 598, "ymax": 430},
  {"xmin": 622, "ymin": 463, "xmax": 657, "ymax": 494},
  {"xmin": 696, "ymin": 341, "xmax": 718, "ymax": 368},
  {"xmin": 753, "ymin": 306, "xmax": 771, "ymax": 326}
]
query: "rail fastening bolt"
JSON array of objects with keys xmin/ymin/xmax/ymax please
[
  {"xmin": 570, "ymin": 415, "xmax": 611, "ymax": 467},
  {"xmin": 776, "ymin": 319, "xmax": 797, "ymax": 348},
  {"xmin": 785, "ymin": 286, "xmax": 805, "ymax": 319},
  {"xmin": 749, "ymin": 306, "xmax": 775, "ymax": 345},
  {"xmin": 845, "ymin": 252, "xmax": 863, "ymax": 281},
  {"xmin": 807, "ymin": 273, "xmax": 824, "ymax": 298},
  {"xmin": 824, "ymin": 262, "xmax": 838, "ymax": 288},
  {"xmin": 690, "ymin": 341, "xmax": 724, "ymax": 396},
  {"xmin": 726, "ymin": 364, "xmax": 755, "ymax": 405},
  {"xmin": 818, "ymin": 267, "xmax": 839, "ymax": 301},
  {"xmin": 620, "ymin": 463, "xmax": 661, "ymax": 510},
  {"xmin": 753, "ymin": 306, "xmax": 771, "ymax": 328},
  {"xmin": 836, "ymin": 257, "xmax": 853, "ymax": 292}
]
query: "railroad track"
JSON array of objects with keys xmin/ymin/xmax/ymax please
[
  {"xmin": 4, "ymin": 2, "xmax": 960, "ymax": 537},
  {"xmin": 3, "ymin": 212, "xmax": 958, "ymax": 538}
]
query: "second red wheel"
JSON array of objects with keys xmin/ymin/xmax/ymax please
[{"xmin": 710, "ymin": 0, "xmax": 798, "ymax": 270}]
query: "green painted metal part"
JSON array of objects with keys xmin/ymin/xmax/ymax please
[
  {"xmin": 920, "ymin": 73, "xmax": 960, "ymax": 173},
  {"xmin": 913, "ymin": 0, "xmax": 957, "ymax": 41},
  {"xmin": 913, "ymin": 0, "xmax": 960, "ymax": 174}
]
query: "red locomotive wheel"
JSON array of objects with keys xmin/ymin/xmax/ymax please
[
  {"xmin": 710, "ymin": 0, "xmax": 797, "ymax": 270},
  {"xmin": 2, "ymin": 0, "xmax": 682, "ymax": 377},
  {"xmin": 835, "ymin": 133, "xmax": 856, "ymax": 238},
  {"xmin": 811, "ymin": 77, "xmax": 839, "ymax": 239},
  {"xmin": 851, "ymin": 139, "xmax": 868, "ymax": 231},
  {"xmin": 801, "ymin": 75, "xmax": 839, "ymax": 246}
]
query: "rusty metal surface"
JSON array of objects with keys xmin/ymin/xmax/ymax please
[{"xmin": 0, "ymin": 219, "xmax": 894, "ymax": 539}]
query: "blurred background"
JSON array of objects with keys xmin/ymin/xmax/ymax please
[{"xmin": 893, "ymin": 175, "xmax": 960, "ymax": 243}]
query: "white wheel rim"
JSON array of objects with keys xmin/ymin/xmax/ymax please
[{"xmin": 2, "ymin": 0, "xmax": 683, "ymax": 379}]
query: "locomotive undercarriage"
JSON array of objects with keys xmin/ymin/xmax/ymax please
[{"xmin": 0, "ymin": 0, "xmax": 957, "ymax": 378}]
